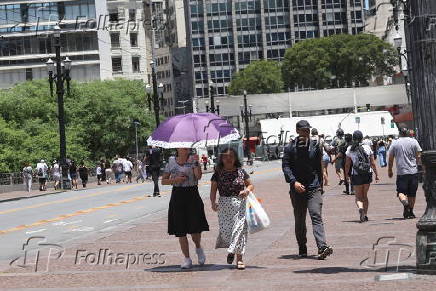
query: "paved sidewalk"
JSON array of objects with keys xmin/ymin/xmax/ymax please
[{"xmin": 1, "ymin": 166, "xmax": 435, "ymax": 290}]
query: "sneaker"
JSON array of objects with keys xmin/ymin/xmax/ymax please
[
  {"xmin": 298, "ymin": 245, "xmax": 307, "ymax": 258},
  {"xmin": 196, "ymin": 248, "xmax": 206, "ymax": 265},
  {"xmin": 365, "ymin": 216, "xmax": 369, "ymax": 222},
  {"xmin": 403, "ymin": 206, "xmax": 411, "ymax": 219},
  {"xmin": 339, "ymin": 180, "xmax": 344, "ymax": 185},
  {"xmin": 343, "ymin": 191, "xmax": 350, "ymax": 195},
  {"xmin": 408, "ymin": 210, "xmax": 416, "ymax": 219},
  {"xmin": 181, "ymin": 257, "xmax": 192, "ymax": 269},
  {"xmin": 359, "ymin": 208, "xmax": 366, "ymax": 223},
  {"xmin": 227, "ymin": 253, "xmax": 235, "ymax": 264},
  {"xmin": 318, "ymin": 246, "xmax": 333, "ymax": 260}
]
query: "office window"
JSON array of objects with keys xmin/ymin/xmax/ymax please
[
  {"xmin": 25, "ymin": 68, "xmax": 33, "ymax": 81},
  {"xmin": 110, "ymin": 33, "xmax": 120, "ymax": 48},
  {"xmin": 130, "ymin": 33, "xmax": 138, "ymax": 47},
  {"xmin": 132, "ymin": 56, "xmax": 140, "ymax": 73},
  {"xmin": 129, "ymin": 9, "xmax": 136, "ymax": 21},
  {"xmin": 112, "ymin": 57, "xmax": 122, "ymax": 72},
  {"xmin": 109, "ymin": 10, "xmax": 119, "ymax": 22}
]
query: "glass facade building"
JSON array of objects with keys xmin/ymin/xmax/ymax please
[{"xmin": 186, "ymin": 0, "xmax": 365, "ymax": 97}]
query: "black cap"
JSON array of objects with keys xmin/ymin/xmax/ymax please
[
  {"xmin": 353, "ymin": 130, "xmax": 363, "ymax": 141},
  {"xmin": 311, "ymin": 128, "xmax": 318, "ymax": 136},
  {"xmin": 336, "ymin": 128, "xmax": 344, "ymax": 136},
  {"xmin": 399, "ymin": 127, "xmax": 408, "ymax": 137},
  {"xmin": 296, "ymin": 120, "xmax": 311, "ymax": 129}
]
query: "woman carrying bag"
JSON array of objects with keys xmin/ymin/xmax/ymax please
[
  {"xmin": 210, "ymin": 148, "xmax": 254, "ymax": 270},
  {"xmin": 162, "ymin": 148, "xmax": 209, "ymax": 269}
]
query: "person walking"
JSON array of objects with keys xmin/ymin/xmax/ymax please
[
  {"xmin": 136, "ymin": 158, "xmax": 146, "ymax": 183},
  {"xmin": 162, "ymin": 148, "xmax": 209, "ymax": 269},
  {"xmin": 36, "ymin": 159, "xmax": 49, "ymax": 191},
  {"xmin": 201, "ymin": 154, "xmax": 208, "ymax": 170},
  {"xmin": 70, "ymin": 160, "xmax": 78, "ymax": 189},
  {"xmin": 210, "ymin": 148, "xmax": 254, "ymax": 270},
  {"xmin": 282, "ymin": 120, "xmax": 333, "ymax": 260},
  {"xmin": 388, "ymin": 128, "xmax": 422, "ymax": 219},
  {"xmin": 78, "ymin": 162, "xmax": 88, "ymax": 188},
  {"xmin": 148, "ymin": 146, "xmax": 162, "ymax": 197},
  {"xmin": 123, "ymin": 157, "xmax": 133, "ymax": 183},
  {"xmin": 378, "ymin": 140, "xmax": 387, "ymax": 168},
  {"xmin": 52, "ymin": 160, "xmax": 61, "ymax": 190},
  {"xmin": 22, "ymin": 162, "xmax": 33, "ymax": 192},
  {"xmin": 344, "ymin": 131, "xmax": 379, "ymax": 223},
  {"xmin": 332, "ymin": 133, "xmax": 353, "ymax": 195},
  {"xmin": 331, "ymin": 129, "xmax": 346, "ymax": 185},
  {"xmin": 104, "ymin": 160, "xmax": 113, "ymax": 184},
  {"xmin": 96, "ymin": 163, "xmax": 103, "ymax": 185},
  {"xmin": 112, "ymin": 156, "xmax": 124, "ymax": 184}
]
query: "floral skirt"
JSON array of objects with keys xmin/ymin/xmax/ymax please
[{"xmin": 215, "ymin": 196, "xmax": 248, "ymax": 255}]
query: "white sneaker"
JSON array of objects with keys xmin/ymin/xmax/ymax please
[
  {"xmin": 196, "ymin": 248, "xmax": 206, "ymax": 265},
  {"xmin": 181, "ymin": 257, "xmax": 192, "ymax": 269}
]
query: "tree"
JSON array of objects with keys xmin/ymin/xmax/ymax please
[
  {"xmin": 228, "ymin": 60, "xmax": 284, "ymax": 95},
  {"xmin": 0, "ymin": 79, "xmax": 155, "ymax": 172},
  {"xmin": 282, "ymin": 34, "xmax": 399, "ymax": 90}
]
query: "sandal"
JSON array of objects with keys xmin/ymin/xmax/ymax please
[
  {"xmin": 237, "ymin": 261, "xmax": 245, "ymax": 270},
  {"xmin": 227, "ymin": 253, "xmax": 235, "ymax": 264}
]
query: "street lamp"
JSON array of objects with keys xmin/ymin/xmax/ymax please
[
  {"xmin": 216, "ymin": 100, "xmax": 220, "ymax": 116},
  {"xmin": 158, "ymin": 82, "xmax": 164, "ymax": 109},
  {"xmin": 133, "ymin": 120, "xmax": 140, "ymax": 161},
  {"xmin": 145, "ymin": 84, "xmax": 152, "ymax": 110},
  {"xmin": 207, "ymin": 81, "xmax": 216, "ymax": 114},
  {"xmin": 45, "ymin": 24, "xmax": 72, "ymax": 190},
  {"xmin": 150, "ymin": 60, "xmax": 160, "ymax": 126},
  {"xmin": 393, "ymin": 30, "xmax": 411, "ymax": 104},
  {"xmin": 241, "ymin": 90, "xmax": 252, "ymax": 163}
]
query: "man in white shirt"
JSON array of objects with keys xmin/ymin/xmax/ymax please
[
  {"xmin": 388, "ymin": 128, "xmax": 422, "ymax": 219},
  {"xmin": 36, "ymin": 159, "xmax": 48, "ymax": 191},
  {"xmin": 123, "ymin": 158, "xmax": 134, "ymax": 183}
]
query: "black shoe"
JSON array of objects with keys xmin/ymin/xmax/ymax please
[
  {"xmin": 339, "ymin": 180, "xmax": 344, "ymax": 185},
  {"xmin": 403, "ymin": 206, "xmax": 411, "ymax": 219},
  {"xmin": 365, "ymin": 216, "xmax": 369, "ymax": 222},
  {"xmin": 359, "ymin": 208, "xmax": 366, "ymax": 223},
  {"xmin": 153, "ymin": 193, "xmax": 161, "ymax": 197},
  {"xmin": 298, "ymin": 245, "xmax": 307, "ymax": 258},
  {"xmin": 227, "ymin": 253, "xmax": 235, "ymax": 264},
  {"xmin": 317, "ymin": 246, "xmax": 333, "ymax": 260},
  {"xmin": 343, "ymin": 191, "xmax": 350, "ymax": 195},
  {"xmin": 408, "ymin": 210, "xmax": 416, "ymax": 219}
]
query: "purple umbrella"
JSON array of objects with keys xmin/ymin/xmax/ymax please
[{"xmin": 147, "ymin": 113, "xmax": 240, "ymax": 148}]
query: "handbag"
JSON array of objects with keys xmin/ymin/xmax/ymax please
[{"xmin": 245, "ymin": 192, "xmax": 270, "ymax": 234}]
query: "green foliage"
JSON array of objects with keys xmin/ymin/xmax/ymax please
[
  {"xmin": 228, "ymin": 60, "xmax": 284, "ymax": 95},
  {"xmin": 0, "ymin": 79, "xmax": 155, "ymax": 172},
  {"xmin": 282, "ymin": 34, "xmax": 399, "ymax": 89}
]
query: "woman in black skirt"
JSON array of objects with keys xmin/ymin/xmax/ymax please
[{"xmin": 162, "ymin": 148, "xmax": 209, "ymax": 269}]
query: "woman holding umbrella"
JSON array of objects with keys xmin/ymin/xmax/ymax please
[{"xmin": 162, "ymin": 148, "xmax": 209, "ymax": 269}]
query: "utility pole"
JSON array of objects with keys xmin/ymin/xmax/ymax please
[{"xmin": 402, "ymin": 0, "xmax": 436, "ymax": 275}]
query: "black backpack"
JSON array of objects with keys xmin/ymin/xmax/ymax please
[{"xmin": 353, "ymin": 146, "xmax": 371, "ymax": 175}]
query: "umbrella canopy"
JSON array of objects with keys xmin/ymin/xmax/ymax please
[{"xmin": 147, "ymin": 113, "xmax": 240, "ymax": 148}]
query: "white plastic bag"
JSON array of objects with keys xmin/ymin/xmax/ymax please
[{"xmin": 245, "ymin": 192, "xmax": 270, "ymax": 234}]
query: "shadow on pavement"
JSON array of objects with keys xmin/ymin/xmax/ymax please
[
  {"xmin": 293, "ymin": 265, "xmax": 416, "ymax": 274},
  {"xmin": 147, "ymin": 264, "xmax": 266, "ymax": 273},
  {"xmin": 385, "ymin": 217, "xmax": 407, "ymax": 221},
  {"xmin": 279, "ymin": 254, "xmax": 318, "ymax": 260}
]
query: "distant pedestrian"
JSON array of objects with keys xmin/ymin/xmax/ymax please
[
  {"xmin": 378, "ymin": 140, "xmax": 387, "ymax": 167},
  {"xmin": 112, "ymin": 156, "xmax": 124, "ymax": 183},
  {"xmin": 331, "ymin": 129, "xmax": 346, "ymax": 185},
  {"xmin": 388, "ymin": 128, "xmax": 422, "ymax": 219},
  {"xmin": 22, "ymin": 162, "xmax": 33, "ymax": 192},
  {"xmin": 344, "ymin": 130, "xmax": 379, "ymax": 223},
  {"xmin": 210, "ymin": 148, "xmax": 254, "ymax": 270},
  {"xmin": 70, "ymin": 160, "xmax": 78, "ymax": 189},
  {"xmin": 162, "ymin": 148, "xmax": 209, "ymax": 269},
  {"xmin": 282, "ymin": 120, "xmax": 333, "ymax": 260},
  {"xmin": 123, "ymin": 157, "xmax": 133, "ymax": 183},
  {"xmin": 332, "ymin": 133, "xmax": 353, "ymax": 195},
  {"xmin": 52, "ymin": 160, "xmax": 61, "ymax": 190},
  {"xmin": 36, "ymin": 159, "xmax": 49, "ymax": 191},
  {"xmin": 96, "ymin": 163, "xmax": 103, "ymax": 185},
  {"xmin": 148, "ymin": 146, "xmax": 162, "ymax": 197},
  {"xmin": 136, "ymin": 158, "xmax": 146, "ymax": 183},
  {"xmin": 104, "ymin": 160, "xmax": 113, "ymax": 184},
  {"xmin": 201, "ymin": 154, "xmax": 208, "ymax": 170},
  {"xmin": 78, "ymin": 162, "xmax": 88, "ymax": 188},
  {"xmin": 100, "ymin": 160, "xmax": 106, "ymax": 182}
]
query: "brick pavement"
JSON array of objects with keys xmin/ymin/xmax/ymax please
[{"xmin": 1, "ymin": 166, "xmax": 436, "ymax": 290}]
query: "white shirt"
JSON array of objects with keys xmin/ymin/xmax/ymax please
[
  {"xmin": 362, "ymin": 138, "xmax": 373, "ymax": 147},
  {"xmin": 123, "ymin": 160, "xmax": 133, "ymax": 172},
  {"xmin": 96, "ymin": 166, "xmax": 102, "ymax": 175},
  {"xmin": 346, "ymin": 144, "xmax": 373, "ymax": 175},
  {"xmin": 52, "ymin": 163, "xmax": 60, "ymax": 176},
  {"xmin": 36, "ymin": 162, "xmax": 48, "ymax": 177}
]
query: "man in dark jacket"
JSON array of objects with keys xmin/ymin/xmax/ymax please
[{"xmin": 282, "ymin": 120, "xmax": 333, "ymax": 260}]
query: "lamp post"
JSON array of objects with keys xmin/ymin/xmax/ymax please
[
  {"xmin": 133, "ymin": 120, "xmax": 140, "ymax": 161},
  {"xmin": 393, "ymin": 31, "xmax": 412, "ymax": 104},
  {"xmin": 145, "ymin": 84, "xmax": 152, "ymax": 111},
  {"xmin": 206, "ymin": 81, "xmax": 218, "ymax": 114},
  {"xmin": 46, "ymin": 25, "xmax": 72, "ymax": 190},
  {"xmin": 240, "ymin": 90, "xmax": 252, "ymax": 162},
  {"xmin": 158, "ymin": 82, "xmax": 164, "ymax": 116},
  {"xmin": 150, "ymin": 60, "xmax": 160, "ymax": 126}
]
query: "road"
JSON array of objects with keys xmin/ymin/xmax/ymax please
[{"xmin": 0, "ymin": 161, "xmax": 278, "ymax": 263}]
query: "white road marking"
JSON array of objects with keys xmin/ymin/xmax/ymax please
[
  {"xmin": 103, "ymin": 219, "xmax": 119, "ymax": 224},
  {"xmin": 52, "ymin": 220, "xmax": 82, "ymax": 226},
  {"xmin": 25, "ymin": 228, "xmax": 46, "ymax": 234},
  {"xmin": 70, "ymin": 226, "xmax": 94, "ymax": 232}
]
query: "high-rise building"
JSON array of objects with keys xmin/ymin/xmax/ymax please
[
  {"xmin": 185, "ymin": 0, "xmax": 365, "ymax": 100},
  {"xmin": 0, "ymin": 0, "xmax": 149, "ymax": 88}
]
